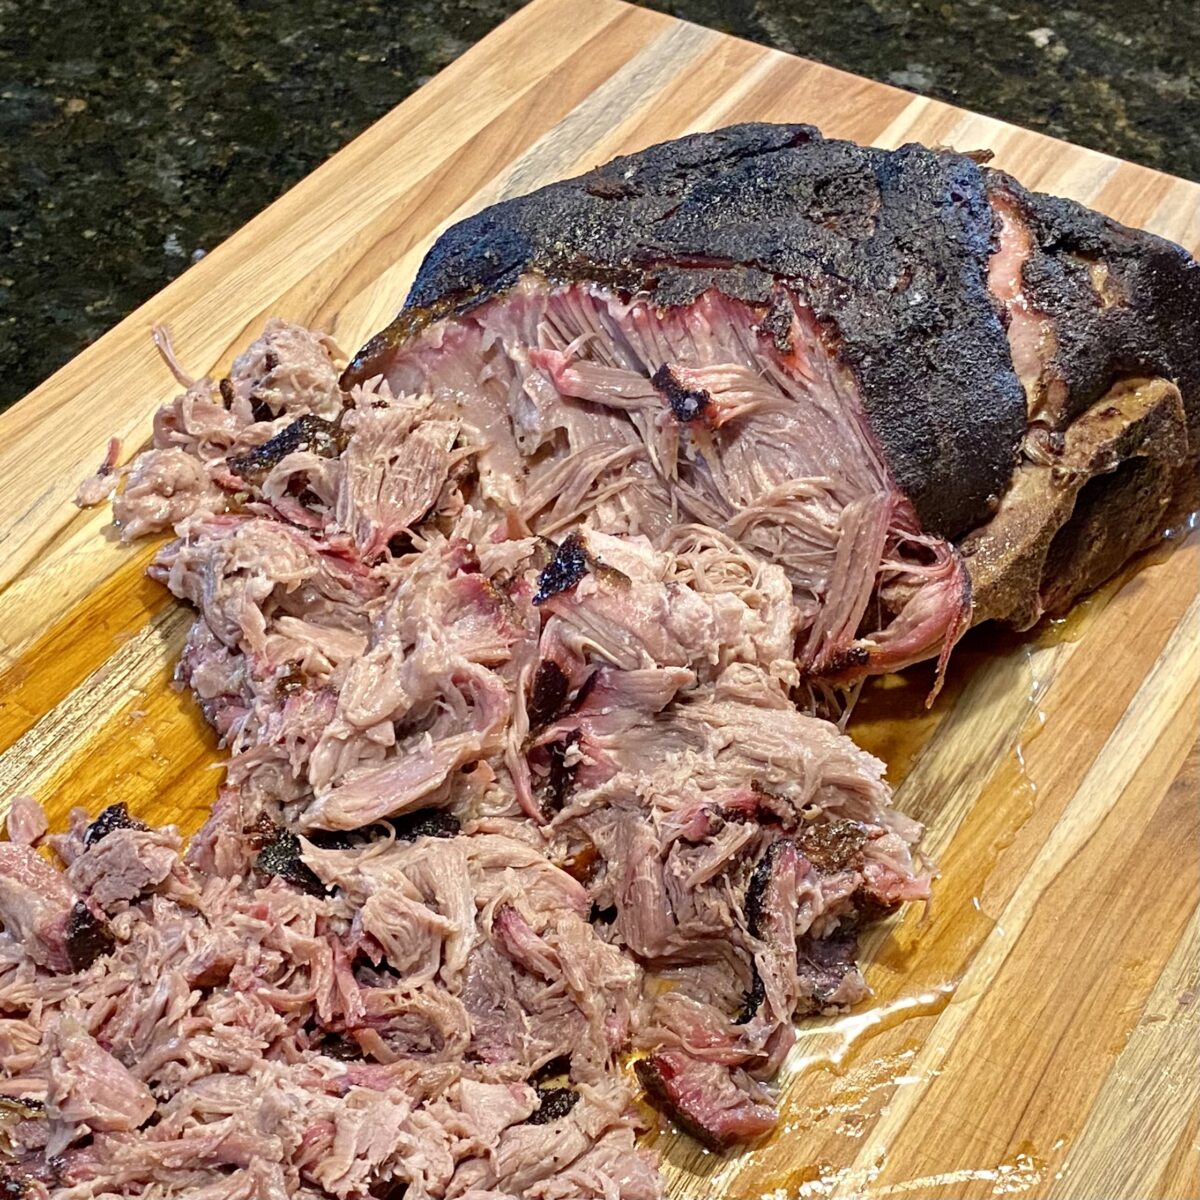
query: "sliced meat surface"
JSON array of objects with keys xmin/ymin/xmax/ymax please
[
  {"xmin": 359, "ymin": 280, "xmax": 970, "ymax": 686},
  {"xmin": 349, "ymin": 122, "xmax": 1197, "ymax": 637}
]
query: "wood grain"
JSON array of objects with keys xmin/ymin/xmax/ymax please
[{"xmin": 1, "ymin": 1, "xmax": 1197, "ymax": 1195}]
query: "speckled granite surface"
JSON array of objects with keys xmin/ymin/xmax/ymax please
[{"xmin": 1, "ymin": 0, "xmax": 1196, "ymax": 409}]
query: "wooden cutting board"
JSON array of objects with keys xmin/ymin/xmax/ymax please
[{"xmin": 1, "ymin": 1, "xmax": 1196, "ymax": 1195}]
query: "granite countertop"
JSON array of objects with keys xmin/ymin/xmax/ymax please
[{"xmin": 1, "ymin": 0, "xmax": 1196, "ymax": 410}]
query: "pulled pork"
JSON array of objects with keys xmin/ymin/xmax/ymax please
[{"xmin": 9, "ymin": 320, "xmax": 933, "ymax": 1196}]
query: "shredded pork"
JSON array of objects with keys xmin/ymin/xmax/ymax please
[{"xmin": 3, "ymin": 316, "xmax": 935, "ymax": 1197}]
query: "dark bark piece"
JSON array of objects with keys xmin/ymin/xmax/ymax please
[
  {"xmin": 527, "ymin": 660, "xmax": 569, "ymax": 729},
  {"xmin": 254, "ymin": 826, "xmax": 328, "ymax": 897},
  {"xmin": 743, "ymin": 838, "xmax": 786, "ymax": 939},
  {"xmin": 652, "ymin": 363, "xmax": 711, "ymax": 423},
  {"xmin": 65, "ymin": 902, "xmax": 115, "ymax": 972},
  {"xmin": 388, "ymin": 809, "xmax": 461, "ymax": 841},
  {"xmin": 733, "ymin": 966, "xmax": 766, "ymax": 1025},
  {"xmin": 317, "ymin": 1034, "xmax": 363, "ymax": 1061},
  {"xmin": 527, "ymin": 1086, "xmax": 579, "ymax": 1125},
  {"xmin": 533, "ymin": 531, "xmax": 590, "ymax": 605},
  {"xmin": 530, "ymin": 1054, "xmax": 572, "ymax": 1084},
  {"xmin": 542, "ymin": 730, "xmax": 581, "ymax": 814},
  {"xmin": 227, "ymin": 414, "xmax": 346, "ymax": 484},
  {"xmin": 84, "ymin": 802, "xmax": 149, "ymax": 847},
  {"xmin": 794, "ymin": 818, "xmax": 867, "ymax": 875}
]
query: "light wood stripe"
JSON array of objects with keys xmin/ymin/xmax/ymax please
[
  {"xmin": 1149, "ymin": 178, "xmax": 1200, "ymax": 246},
  {"xmin": 891, "ymin": 637, "xmax": 1060, "ymax": 860},
  {"xmin": 0, "ymin": 607, "xmax": 191, "ymax": 807},
  {"xmin": 1047, "ymin": 887, "xmax": 1200, "ymax": 1199},
  {"xmin": 833, "ymin": 589, "xmax": 1200, "ymax": 1195}
]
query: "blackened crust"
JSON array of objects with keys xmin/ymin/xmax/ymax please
[
  {"xmin": 527, "ymin": 1085, "xmax": 580, "ymax": 1125},
  {"xmin": 345, "ymin": 124, "xmax": 1026, "ymax": 537},
  {"xmin": 226, "ymin": 414, "xmax": 346, "ymax": 483},
  {"xmin": 543, "ymin": 730, "xmax": 581, "ymax": 814},
  {"xmin": 652, "ymin": 364, "xmax": 711, "ymax": 423},
  {"xmin": 65, "ymin": 902, "xmax": 115, "ymax": 972},
  {"xmin": 734, "ymin": 965, "xmax": 766, "ymax": 1024},
  {"xmin": 743, "ymin": 837, "xmax": 785, "ymax": 939},
  {"xmin": 533, "ymin": 531, "xmax": 590, "ymax": 605},
  {"xmin": 254, "ymin": 826, "xmax": 328, "ymax": 897},
  {"xmin": 84, "ymin": 802, "xmax": 149, "ymax": 847},
  {"xmin": 527, "ymin": 660, "xmax": 569, "ymax": 729},
  {"xmin": 389, "ymin": 808, "xmax": 461, "ymax": 841},
  {"xmin": 988, "ymin": 172, "xmax": 1200, "ymax": 435}
]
